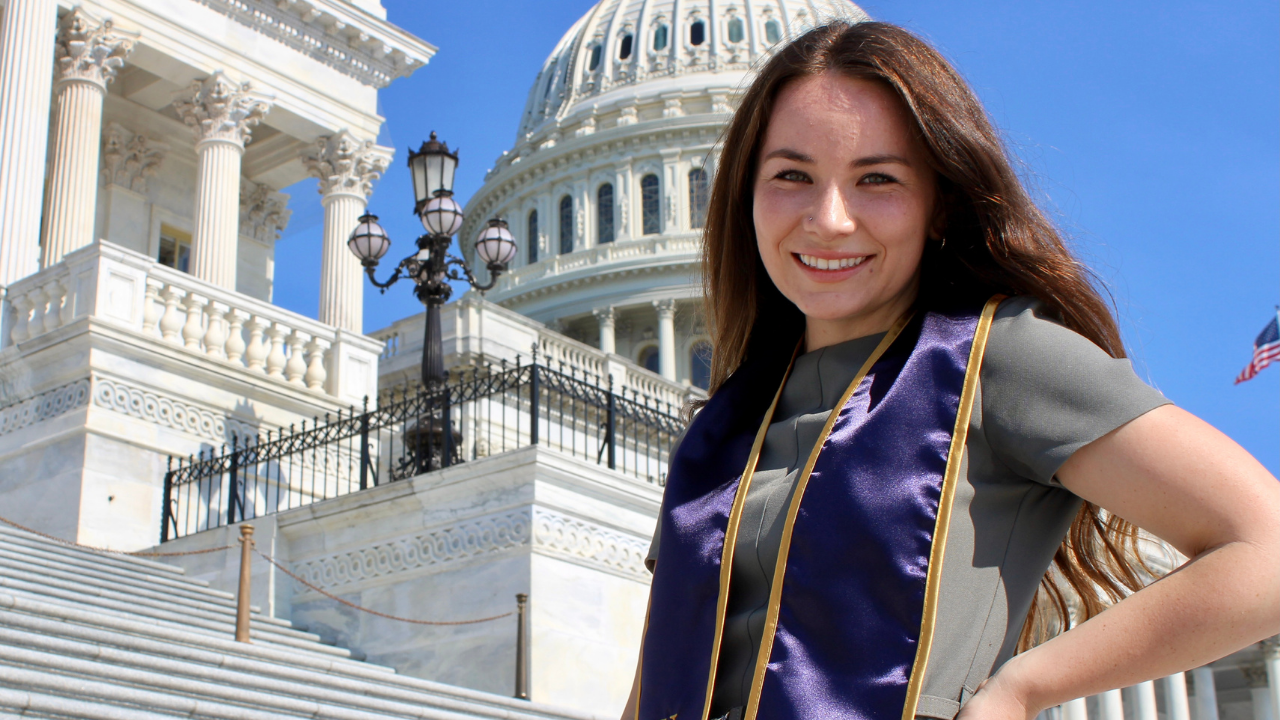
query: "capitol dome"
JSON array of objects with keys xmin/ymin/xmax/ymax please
[{"xmin": 463, "ymin": 0, "xmax": 867, "ymax": 389}]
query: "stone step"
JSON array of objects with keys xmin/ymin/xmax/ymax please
[
  {"xmin": 0, "ymin": 544, "xmax": 234, "ymax": 606},
  {"xmin": 0, "ymin": 686, "xmax": 178, "ymax": 720},
  {"xmin": 0, "ymin": 523, "xmax": 189, "ymax": 577},
  {"xmin": 0, "ymin": 586, "xmax": 352, "ymax": 659},
  {"xmin": 0, "ymin": 551, "xmax": 284, "ymax": 622},
  {"xmin": 0, "ymin": 555, "xmax": 294, "ymax": 629}
]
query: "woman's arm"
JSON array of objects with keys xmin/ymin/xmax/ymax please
[{"xmin": 959, "ymin": 405, "xmax": 1280, "ymax": 720}]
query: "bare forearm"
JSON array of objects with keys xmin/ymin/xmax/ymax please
[{"xmin": 996, "ymin": 538, "xmax": 1280, "ymax": 714}]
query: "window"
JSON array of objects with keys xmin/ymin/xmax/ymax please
[
  {"xmin": 690, "ymin": 20, "xmax": 705, "ymax": 46},
  {"xmin": 690, "ymin": 341, "xmax": 712, "ymax": 389},
  {"xmin": 158, "ymin": 226, "xmax": 191, "ymax": 273},
  {"xmin": 765, "ymin": 19, "xmax": 781, "ymax": 44},
  {"xmin": 527, "ymin": 210, "xmax": 538, "ymax": 263},
  {"xmin": 639, "ymin": 345, "xmax": 660, "ymax": 374},
  {"xmin": 640, "ymin": 174, "xmax": 660, "ymax": 235},
  {"xmin": 653, "ymin": 23, "xmax": 668, "ymax": 51},
  {"xmin": 619, "ymin": 34, "xmax": 633, "ymax": 60},
  {"xmin": 589, "ymin": 44, "xmax": 602, "ymax": 71},
  {"xmin": 727, "ymin": 17, "xmax": 744, "ymax": 43},
  {"xmin": 559, "ymin": 195, "xmax": 574, "ymax": 254},
  {"xmin": 597, "ymin": 183, "xmax": 615, "ymax": 244},
  {"xmin": 688, "ymin": 168, "xmax": 709, "ymax": 230}
]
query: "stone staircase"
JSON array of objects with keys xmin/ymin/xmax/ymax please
[{"xmin": 0, "ymin": 523, "xmax": 600, "ymax": 720}]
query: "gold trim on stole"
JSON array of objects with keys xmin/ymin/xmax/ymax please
[{"xmin": 898, "ymin": 295, "xmax": 1001, "ymax": 720}]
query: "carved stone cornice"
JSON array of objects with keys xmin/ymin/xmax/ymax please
[
  {"xmin": 54, "ymin": 9, "xmax": 137, "ymax": 89},
  {"xmin": 301, "ymin": 130, "xmax": 393, "ymax": 199},
  {"xmin": 101, "ymin": 123, "xmax": 167, "ymax": 193},
  {"xmin": 240, "ymin": 181, "xmax": 292, "ymax": 242},
  {"xmin": 174, "ymin": 72, "xmax": 273, "ymax": 150}
]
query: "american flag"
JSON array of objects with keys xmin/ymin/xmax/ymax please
[{"xmin": 1234, "ymin": 311, "xmax": 1280, "ymax": 384}]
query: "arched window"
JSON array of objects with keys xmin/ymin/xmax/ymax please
[
  {"xmin": 765, "ymin": 19, "xmax": 781, "ymax": 45},
  {"xmin": 527, "ymin": 209, "xmax": 538, "ymax": 263},
  {"xmin": 653, "ymin": 23, "xmax": 668, "ymax": 51},
  {"xmin": 690, "ymin": 20, "xmax": 706, "ymax": 46},
  {"xmin": 588, "ymin": 44, "xmax": 602, "ymax": 71},
  {"xmin": 688, "ymin": 168, "xmax": 709, "ymax": 229},
  {"xmin": 727, "ymin": 17, "xmax": 744, "ymax": 43},
  {"xmin": 619, "ymin": 34, "xmax": 633, "ymax": 60},
  {"xmin": 640, "ymin": 174, "xmax": 660, "ymax": 235},
  {"xmin": 559, "ymin": 195, "xmax": 574, "ymax": 254},
  {"xmin": 639, "ymin": 346, "xmax": 660, "ymax": 374},
  {"xmin": 597, "ymin": 183, "xmax": 615, "ymax": 244},
  {"xmin": 690, "ymin": 341, "xmax": 712, "ymax": 389}
]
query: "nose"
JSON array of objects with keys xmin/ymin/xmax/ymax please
[{"xmin": 803, "ymin": 181, "xmax": 856, "ymax": 239}]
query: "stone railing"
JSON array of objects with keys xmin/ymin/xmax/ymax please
[
  {"xmin": 2, "ymin": 241, "xmax": 381, "ymax": 405},
  {"xmin": 490, "ymin": 234, "xmax": 701, "ymax": 296}
]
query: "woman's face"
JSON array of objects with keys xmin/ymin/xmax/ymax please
[{"xmin": 753, "ymin": 72, "xmax": 940, "ymax": 348}]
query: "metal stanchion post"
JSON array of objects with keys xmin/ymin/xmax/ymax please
[
  {"xmin": 235, "ymin": 524, "xmax": 254, "ymax": 643},
  {"xmin": 514, "ymin": 593, "xmax": 529, "ymax": 700}
]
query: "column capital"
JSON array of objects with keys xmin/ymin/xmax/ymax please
[
  {"xmin": 54, "ymin": 9, "xmax": 136, "ymax": 89},
  {"xmin": 302, "ymin": 129, "xmax": 394, "ymax": 199},
  {"xmin": 653, "ymin": 298, "xmax": 676, "ymax": 318},
  {"xmin": 175, "ymin": 71, "xmax": 273, "ymax": 150},
  {"xmin": 240, "ymin": 181, "xmax": 291, "ymax": 243},
  {"xmin": 593, "ymin": 306, "xmax": 615, "ymax": 323}
]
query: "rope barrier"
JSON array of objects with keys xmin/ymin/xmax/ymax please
[
  {"xmin": 0, "ymin": 516, "xmax": 234, "ymax": 556},
  {"xmin": 251, "ymin": 543, "xmax": 514, "ymax": 626}
]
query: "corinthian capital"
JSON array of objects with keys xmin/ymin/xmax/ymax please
[
  {"xmin": 174, "ymin": 72, "xmax": 273, "ymax": 149},
  {"xmin": 302, "ymin": 130, "xmax": 394, "ymax": 199},
  {"xmin": 55, "ymin": 9, "xmax": 137, "ymax": 88}
]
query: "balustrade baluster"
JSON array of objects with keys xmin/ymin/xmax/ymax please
[
  {"xmin": 181, "ymin": 293, "xmax": 207, "ymax": 350},
  {"xmin": 285, "ymin": 331, "xmax": 309, "ymax": 385},
  {"xmin": 244, "ymin": 316, "xmax": 269, "ymax": 372},
  {"xmin": 224, "ymin": 310, "xmax": 248, "ymax": 364},
  {"xmin": 28, "ymin": 286, "xmax": 48, "ymax": 339},
  {"xmin": 60, "ymin": 277, "xmax": 76, "ymax": 327},
  {"xmin": 265, "ymin": 323, "xmax": 288, "ymax": 379},
  {"xmin": 203, "ymin": 302, "xmax": 229, "ymax": 360},
  {"xmin": 9, "ymin": 292, "xmax": 32, "ymax": 344},
  {"xmin": 158, "ymin": 285, "xmax": 186, "ymax": 343},
  {"xmin": 304, "ymin": 337, "xmax": 330, "ymax": 392},
  {"xmin": 141, "ymin": 278, "xmax": 164, "ymax": 335},
  {"xmin": 43, "ymin": 279, "xmax": 66, "ymax": 334}
]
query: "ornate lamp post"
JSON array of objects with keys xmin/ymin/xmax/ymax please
[{"xmin": 347, "ymin": 132, "xmax": 517, "ymax": 388}]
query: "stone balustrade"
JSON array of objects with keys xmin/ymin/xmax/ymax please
[
  {"xmin": 2, "ymin": 241, "xmax": 381, "ymax": 405},
  {"xmin": 489, "ymin": 234, "xmax": 701, "ymax": 296}
]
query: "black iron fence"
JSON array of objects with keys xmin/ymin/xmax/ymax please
[{"xmin": 160, "ymin": 357, "xmax": 685, "ymax": 542}]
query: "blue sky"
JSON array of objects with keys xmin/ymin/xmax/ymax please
[{"xmin": 272, "ymin": 0, "xmax": 1278, "ymax": 473}]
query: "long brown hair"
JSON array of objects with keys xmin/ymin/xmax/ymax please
[{"xmin": 701, "ymin": 21, "xmax": 1150, "ymax": 650}]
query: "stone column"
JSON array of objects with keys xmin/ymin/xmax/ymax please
[
  {"xmin": 594, "ymin": 306, "xmax": 616, "ymax": 355},
  {"xmin": 660, "ymin": 148, "xmax": 681, "ymax": 234},
  {"xmin": 41, "ymin": 10, "xmax": 136, "ymax": 267},
  {"xmin": 175, "ymin": 72, "xmax": 271, "ymax": 290},
  {"xmin": 0, "ymin": 0, "xmax": 57, "ymax": 285},
  {"xmin": 302, "ymin": 130, "xmax": 392, "ymax": 333},
  {"xmin": 1265, "ymin": 639, "xmax": 1280, "ymax": 720},
  {"xmin": 1165, "ymin": 673, "xmax": 1192, "ymax": 720},
  {"xmin": 1192, "ymin": 667, "xmax": 1220, "ymax": 720},
  {"xmin": 654, "ymin": 299, "xmax": 676, "ymax": 381},
  {"xmin": 614, "ymin": 162, "xmax": 633, "ymax": 242}
]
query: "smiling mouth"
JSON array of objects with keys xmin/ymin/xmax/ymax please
[{"xmin": 796, "ymin": 253, "xmax": 869, "ymax": 271}]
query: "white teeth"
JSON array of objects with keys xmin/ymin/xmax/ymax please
[{"xmin": 798, "ymin": 254, "xmax": 866, "ymax": 270}]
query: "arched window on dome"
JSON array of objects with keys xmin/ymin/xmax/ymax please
[
  {"xmin": 559, "ymin": 195, "xmax": 574, "ymax": 254},
  {"xmin": 765, "ymin": 19, "xmax": 782, "ymax": 45},
  {"xmin": 597, "ymin": 183, "xmax": 615, "ymax": 244},
  {"xmin": 640, "ymin": 174, "xmax": 661, "ymax": 236},
  {"xmin": 688, "ymin": 168, "xmax": 709, "ymax": 230},
  {"xmin": 653, "ymin": 23, "xmax": 668, "ymax": 51},
  {"xmin": 690, "ymin": 20, "xmax": 706, "ymax": 46},
  {"xmin": 638, "ymin": 345, "xmax": 660, "ymax": 375},
  {"xmin": 619, "ymin": 34, "xmax": 633, "ymax": 60},
  {"xmin": 588, "ymin": 44, "xmax": 602, "ymax": 71},
  {"xmin": 527, "ymin": 210, "xmax": 539, "ymax": 264},
  {"xmin": 690, "ymin": 340, "xmax": 712, "ymax": 390},
  {"xmin": 727, "ymin": 17, "xmax": 744, "ymax": 43}
]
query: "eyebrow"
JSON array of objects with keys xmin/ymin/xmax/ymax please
[{"xmin": 761, "ymin": 148, "xmax": 913, "ymax": 167}]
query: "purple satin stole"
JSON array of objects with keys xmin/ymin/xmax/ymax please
[{"xmin": 639, "ymin": 300, "xmax": 996, "ymax": 720}]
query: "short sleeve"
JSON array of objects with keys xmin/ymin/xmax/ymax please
[{"xmin": 980, "ymin": 296, "xmax": 1171, "ymax": 486}]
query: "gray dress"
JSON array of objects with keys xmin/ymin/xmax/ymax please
[{"xmin": 645, "ymin": 296, "xmax": 1170, "ymax": 719}]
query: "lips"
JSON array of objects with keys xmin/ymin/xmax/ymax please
[{"xmin": 796, "ymin": 253, "xmax": 868, "ymax": 270}]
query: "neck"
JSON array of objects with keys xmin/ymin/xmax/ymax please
[{"xmin": 803, "ymin": 286, "xmax": 918, "ymax": 352}]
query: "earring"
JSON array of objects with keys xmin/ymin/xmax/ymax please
[{"xmin": 808, "ymin": 216, "xmax": 813, "ymax": 222}]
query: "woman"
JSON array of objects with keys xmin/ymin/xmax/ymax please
[{"xmin": 623, "ymin": 21, "xmax": 1279, "ymax": 720}]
